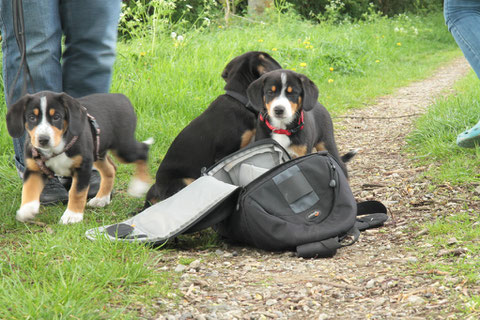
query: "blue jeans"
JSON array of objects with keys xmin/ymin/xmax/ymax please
[
  {"xmin": 444, "ymin": 0, "xmax": 480, "ymax": 78},
  {"xmin": 0, "ymin": 0, "xmax": 121, "ymax": 173}
]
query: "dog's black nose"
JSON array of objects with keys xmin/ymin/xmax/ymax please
[
  {"xmin": 273, "ymin": 107, "xmax": 285, "ymax": 116},
  {"xmin": 38, "ymin": 135, "xmax": 50, "ymax": 146}
]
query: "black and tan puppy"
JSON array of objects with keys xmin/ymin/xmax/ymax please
[
  {"xmin": 247, "ymin": 69, "xmax": 355, "ymax": 175},
  {"xmin": 144, "ymin": 51, "xmax": 282, "ymax": 207},
  {"xmin": 6, "ymin": 91, "xmax": 152, "ymax": 224}
]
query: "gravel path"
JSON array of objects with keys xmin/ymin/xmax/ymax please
[{"xmin": 155, "ymin": 57, "xmax": 474, "ymax": 320}]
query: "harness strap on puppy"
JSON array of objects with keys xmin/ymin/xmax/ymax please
[
  {"xmin": 86, "ymin": 112, "xmax": 101, "ymax": 161},
  {"xmin": 30, "ymin": 110, "xmax": 101, "ymax": 178},
  {"xmin": 31, "ymin": 135, "xmax": 79, "ymax": 179},
  {"xmin": 259, "ymin": 111, "xmax": 304, "ymax": 136},
  {"xmin": 225, "ymin": 90, "xmax": 258, "ymax": 115}
]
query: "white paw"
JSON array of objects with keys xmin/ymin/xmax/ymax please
[
  {"xmin": 16, "ymin": 201, "xmax": 40, "ymax": 222},
  {"xmin": 59, "ymin": 209, "xmax": 84, "ymax": 224},
  {"xmin": 128, "ymin": 178, "xmax": 150, "ymax": 198},
  {"xmin": 87, "ymin": 195, "xmax": 111, "ymax": 208}
]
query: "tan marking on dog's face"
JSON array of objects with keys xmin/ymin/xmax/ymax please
[
  {"xmin": 21, "ymin": 172, "xmax": 44, "ymax": 205},
  {"xmin": 289, "ymin": 101, "xmax": 299, "ymax": 114},
  {"xmin": 240, "ymin": 129, "xmax": 256, "ymax": 148},
  {"xmin": 49, "ymin": 109, "xmax": 55, "ymax": 117},
  {"xmin": 271, "ymin": 86, "xmax": 276, "ymax": 92},
  {"xmin": 33, "ymin": 108, "xmax": 40, "ymax": 116},
  {"xmin": 67, "ymin": 176, "xmax": 88, "ymax": 213},
  {"xmin": 289, "ymin": 144, "xmax": 307, "ymax": 158},
  {"xmin": 26, "ymin": 126, "xmax": 38, "ymax": 148},
  {"xmin": 183, "ymin": 178, "xmax": 195, "ymax": 186},
  {"xmin": 315, "ymin": 141, "xmax": 326, "ymax": 152},
  {"xmin": 287, "ymin": 86, "xmax": 293, "ymax": 93},
  {"xmin": 93, "ymin": 158, "xmax": 116, "ymax": 198},
  {"xmin": 52, "ymin": 126, "xmax": 63, "ymax": 147}
]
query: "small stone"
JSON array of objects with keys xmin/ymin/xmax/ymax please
[
  {"xmin": 447, "ymin": 237, "xmax": 458, "ymax": 245},
  {"xmin": 317, "ymin": 314, "xmax": 329, "ymax": 320},
  {"xmin": 266, "ymin": 299, "xmax": 277, "ymax": 306},
  {"xmin": 215, "ymin": 249, "xmax": 223, "ymax": 255},
  {"xmin": 189, "ymin": 259, "xmax": 201, "ymax": 269},
  {"xmin": 175, "ymin": 264, "xmax": 187, "ymax": 272},
  {"xmin": 407, "ymin": 295, "xmax": 425, "ymax": 305},
  {"xmin": 407, "ymin": 257, "xmax": 418, "ymax": 263},
  {"xmin": 374, "ymin": 297, "xmax": 386, "ymax": 307},
  {"xmin": 366, "ymin": 279, "xmax": 376, "ymax": 289}
]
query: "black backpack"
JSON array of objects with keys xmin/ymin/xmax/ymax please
[{"xmin": 86, "ymin": 140, "xmax": 387, "ymax": 258}]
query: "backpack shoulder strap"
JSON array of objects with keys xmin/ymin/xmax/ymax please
[{"xmin": 355, "ymin": 200, "xmax": 388, "ymax": 231}]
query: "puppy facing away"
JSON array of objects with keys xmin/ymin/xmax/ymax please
[
  {"xmin": 247, "ymin": 69, "xmax": 355, "ymax": 175},
  {"xmin": 144, "ymin": 51, "xmax": 282, "ymax": 207},
  {"xmin": 6, "ymin": 91, "xmax": 152, "ymax": 224}
]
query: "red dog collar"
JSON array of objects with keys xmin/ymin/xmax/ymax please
[{"xmin": 259, "ymin": 111, "xmax": 304, "ymax": 136}]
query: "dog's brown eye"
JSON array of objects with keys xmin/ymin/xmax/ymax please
[
  {"xmin": 28, "ymin": 115, "xmax": 36, "ymax": 122},
  {"xmin": 52, "ymin": 114, "xmax": 61, "ymax": 121}
]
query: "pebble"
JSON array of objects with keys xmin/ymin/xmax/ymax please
[
  {"xmin": 175, "ymin": 264, "xmax": 187, "ymax": 272},
  {"xmin": 366, "ymin": 279, "xmax": 376, "ymax": 289},
  {"xmin": 406, "ymin": 295, "xmax": 425, "ymax": 305}
]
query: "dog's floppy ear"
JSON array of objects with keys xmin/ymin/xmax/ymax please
[
  {"xmin": 247, "ymin": 76, "xmax": 265, "ymax": 112},
  {"xmin": 59, "ymin": 93, "xmax": 86, "ymax": 136},
  {"xmin": 300, "ymin": 74, "xmax": 319, "ymax": 111},
  {"xmin": 6, "ymin": 95, "xmax": 31, "ymax": 138},
  {"xmin": 254, "ymin": 52, "xmax": 282, "ymax": 77}
]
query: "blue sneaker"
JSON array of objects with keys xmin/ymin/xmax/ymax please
[{"xmin": 457, "ymin": 120, "xmax": 480, "ymax": 148}]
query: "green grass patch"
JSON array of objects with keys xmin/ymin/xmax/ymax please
[
  {"xmin": 407, "ymin": 56, "xmax": 480, "ymax": 316},
  {"xmin": 0, "ymin": 10, "xmax": 461, "ymax": 317},
  {"xmin": 408, "ymin": 71, "xmax": 480, "ymax": 184}
]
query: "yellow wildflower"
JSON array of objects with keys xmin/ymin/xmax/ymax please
[
  {"xmin": 396, "ymin": 42, "xmax": 402, "ymax": 46},
  {"xmin": 257, "ymin": 39, "xmax": 264, "ymax": 42},
  {"xmin": 300, "ymin": 62, "xmax": 307, "ymax": 67},
  {"xmin": 329, "ymin": 67, "xmax": 334, "ymax": 72},
  {"xmin": 328, "ymin": 79, "xmax": 334, "ymax": 84},
  {"xmin": 291, "ymin": 68, "xmax": 297, "ymax": 71},
  {"xmin": 139, "ymin": 52, "xmax": 146, "ymax": 57},
  {"xmin": 272, "ymin": 48, "xmax": 278, "ymax": 51},
  {"xmin": 375, "ymin": 59, "xmax": 380, "ymax": 63}
]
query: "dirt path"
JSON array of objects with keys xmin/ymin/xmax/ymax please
[{"xmin": 155, "ymin": 57, "xmax": 474, "ymax": 320}]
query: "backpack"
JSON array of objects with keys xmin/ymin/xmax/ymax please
[{"xmin": 86, "ymin": 140, "xmax": 387, "ymax": 258}]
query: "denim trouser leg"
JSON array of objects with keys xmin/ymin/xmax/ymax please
[
  {"xmin": 61, "ymin": 0, "xmax": 121, "ymax": 98},
  {"xmin": 0, "ymin": 0, "xmax": 121, "ymax": 173},
  {"xmin": 0, "ymin": 0, "xmax": 63, "ymax": 173},
  {"xmin": 444, "ymin": 0, "xmax": 480, "ymax": 79}
]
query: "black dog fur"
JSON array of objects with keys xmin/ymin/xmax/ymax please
[{"xmin": 144, "ymin": 51, "xmax": 282, "ymax": 207}]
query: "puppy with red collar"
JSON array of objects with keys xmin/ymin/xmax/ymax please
[
  {"xmin": 6, "ymin": 91, "xmax": 152, "ymax": 224},
  {"xmin": 143, "ymin": 51, "xmax": 282, "ymax": 208},
  {"xmin": 247, "ymin": 69, "xmax": 355, "ymax": 175}
]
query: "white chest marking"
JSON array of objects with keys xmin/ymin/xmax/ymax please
[{"xmin": 45, "ymin": 153, "xmax": 74, "ymax": 177}]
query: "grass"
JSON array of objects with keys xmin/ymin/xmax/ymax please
[
  {"xmin": 407, "ymin": 68, "xmax": 480, "ymax": 314},
  {"xmin": 0, "ymin": 10, "xmax": 462, "ymax": 318},
  {"xmin": 408, "ymin": 71, "xmax": 480, "ymax": 184}
]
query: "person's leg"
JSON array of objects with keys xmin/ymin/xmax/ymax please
[
  {"xmin": 0, "ymin": 0, "xmax": 63, "ymax": 172},
  {"xmin": 1, "ymin": 0, "xmax": 69, "ymax": 203},
  {"xmin": 60, "ymin": 0, "xmax": 122, "ymax": 98},
  {"xmin": 444, "ymin": 0, "xmax": 480, "ymax": 147}
]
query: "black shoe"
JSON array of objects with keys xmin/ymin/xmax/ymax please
[
  {"xmin": 59, "ymin": 171, "xmax": 101, "ymax": 199},
  {"xmin": 40, "ymin": 178, "xmax": 69, "ymax": 205}
]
